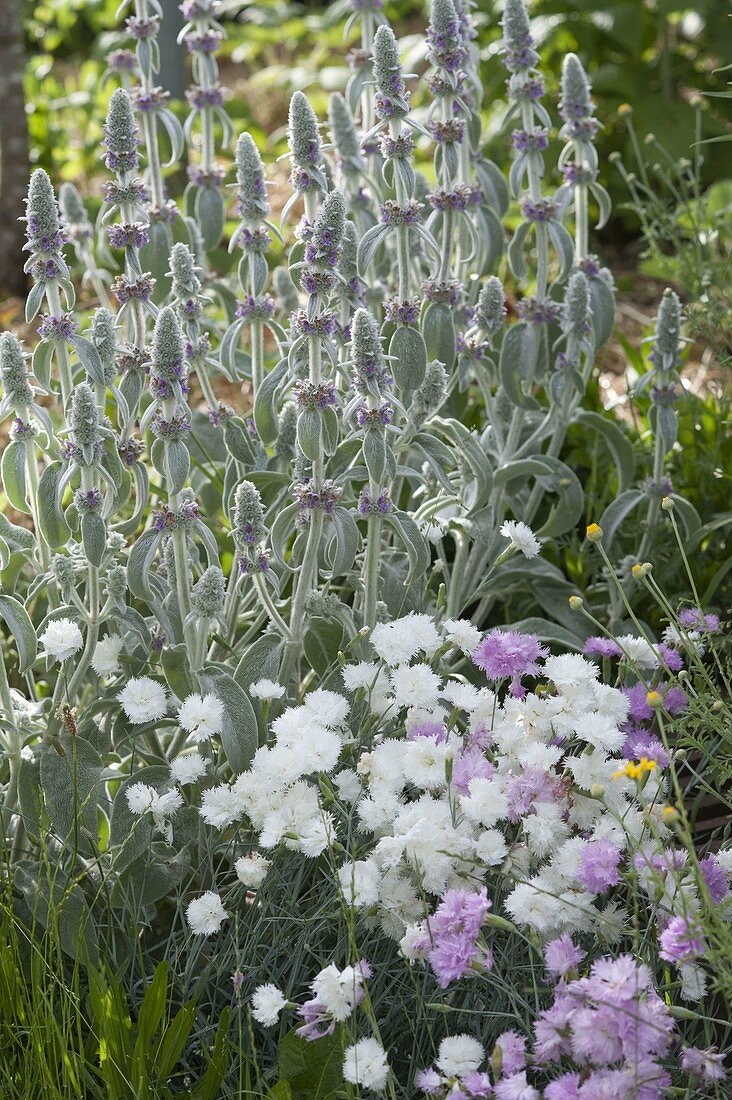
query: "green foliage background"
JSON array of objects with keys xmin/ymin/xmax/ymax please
[{"xmin": 22, "ymin": 0, "xmax": 732, "ymax": 213}]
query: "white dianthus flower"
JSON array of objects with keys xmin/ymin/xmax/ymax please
[
  {"xmin": 461, "ymin": 777, "xmax": 509, "ymax": 827},
  {"xmin": 251, "ymin": 984, "xmax": 287, "ymax": 1026},
  {"xmin": 338, "ymin": 859, "xmax": 381, "ymax": 908},
  {"xmin": 235, "ymin": 852, "xmax": 271, "ymax": 888},
  {"xmin": 125, "ymin": 782, "xmax": 157, "ymax": 815},
  {"xmin": 178, "ymin": 693, "xmax": 224, "ymax": 741},
  {"xmin": 679, "ymin": 963, "xmax": 707, "ymax": 1003},
  {"xmin": 199, "ymin": 784, "xmax": 240, "ymax": 828},
  {"xmin": 390, "ymin": 663, "xmax": 441, "ymax": 709},
  {"xmin": 91, "ymin": 634, "xmax": 124, "ymax": 676},
  {"xmin": 441, "ymin": 680, "xmax": 483, "ymax": 711},
  {"xmin": 342, "ymin": 661, "xmax": 379, "ymax": 692},
  {"xmin": 436, "ymin": 1035, "xmax": 485, "ymax": 1077},
  {"xmin": 39, "ymin": 618, "xmax": 83, "ymax": 663},
  {"xmin": 422, "ymin": 521, "xmax": 444, "ymax": 544},
  {"xmin": 500, "ymin": 519, "xmax": 540, "ymax": 558},
  {"xmin": 118, "ymin": 677, "xmax": 167, "ymax": 724},
  {"xmin": 296, "ymin": 813, "xmax": 335, "ymax": 858},
  {"xmin": 370, "ymin": 613, "xmax": 440, "ymax": 665},
  {"xmin": 186, "ymin": 891, "xmax": 228, "ymax": 935},
  {"xmin": 170, "ymin": 752, "xmax": 206, "ymax": 785},
  {"xmin": 544, "ymin": 653, "xmax": 598, "ymax": 688},
  {"xmin": 442, "ymin": 618, "xmax": 481, "ymax": 656},
  {"xmin": 302, "ymin": 688, "xmax": 349, "ymax": 727},
  {"xmin": 342, "ymin": 1038, "xmax": 389, "ymax": 1091},
  {"xmin": 715, "ymin": 849, "xmax": 732, "ymax": 876},
  {"xmin": 250, "ymin": 678, "xmax": 285, "ymax": 701},
  {"xmin": 333, "ymin": 768, "xmax": 362, "ymax": 804},
  {"xmin": 616, "ymin": 634, "xmax": 659, "ymax": 669},
  {"xmin": 504, "ymin": 881, "xmax": 562, "ymax": 933},
  {"xmin": 474, "ymin": 828, "xmax": 508, "ymax": 866},
  {"xmin": 403, "ymin": 735, "xmax": 453, "ymax": 790},
  {"xmin": 126, "ymin": 782, "xmax": 183, "ymax": 842}
]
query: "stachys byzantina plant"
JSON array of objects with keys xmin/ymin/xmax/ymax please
[{"xmin": 0, "ymin": 0, "xmax": 709, "ymax": 979}]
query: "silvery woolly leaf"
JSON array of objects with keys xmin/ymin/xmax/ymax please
[
  {"xmin": 1, "ymin": 440, "xmax": 29, "ymax": 513},
  {"xmin": 389, "ymin": 325, "xmax": 427, "ymax": 391},
  {"xmin": 0, "ymin": 594, "xmax": 37, "ymax": 674}
]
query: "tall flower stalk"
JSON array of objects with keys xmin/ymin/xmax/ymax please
[
  {"xmin": 181, "ymin": 0, "xmax": 231, "ymax": 250},
  {"xmin": 59, "ymin": 182, "xmax": 111, "ymax": 309},
  {"xmin": 226, "ymin": 133, "xmax": 278, "ymax": 400},
  {"xmin": 637, "ymin": 290, "xmax": 685, "ymax": 562},
  {"xmin": 102, "ymin": 88, "xmax": 155, "ymax": 434},
  {"xmin": 283, "ymin": 190, "xmax": 347, "ymax": 677}
]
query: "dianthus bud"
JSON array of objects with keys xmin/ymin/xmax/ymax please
[
  {"xmin": 0, "ymin": 332, "xmax": 34, "ymax": 410},
  {"xmin": 191, "ymin": 565, "xmax": 225, "ymax": 619},
  {"xmin": 170, "ymin": 242, "xmax": 202, "ymax": 300},
  {"xmin": 273, "ymin": 267, "xmax": 300, "ymax": 312},
  {"xmin": 287, "ymin": 91, "xmax": 322, "ymax": 170},
  {"xmin": 414, "ymin": 359, "xmax": 447, "ymax": 416},
  {"xmin": 475, "ymin": 276, "xmax": 506, "ymax": 336},
  {"xmin": 561, "ymin": 271, "xmax": 591, "ymax": 339},
  {"xmin": 560, "ymin": 54, "xmax": 593, "ymax": 121},
  {"xmin": 373, "ymin": 25, "xmax": 409, "ymax": 120},
  {"xmin": 235, "ymin": 132, "xmax": 269, "ymax": 222},
  {"xmin": 91, "ymin": 308, "xmax": 117, "ymax": 385},
  {"xmin": 328, "ymin": 92, "xmax": 361, "ymax": 164},
  {"xmin": 151, "ymin": 306, "xmax": 185, "ymax": 381},
  {"xmin": 103, "ymin": 89, "xmax": 140, "ymax": 173},
  {"xmin": 654, "ymin": 289, "xmax": 682, "ymax": 363},
  {"xmin": 232, "ymin": 480, "xmax": 266, "ymax": 548}
]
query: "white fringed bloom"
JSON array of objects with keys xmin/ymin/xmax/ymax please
[
  {"xmin": 235, "ymin": 852, "xmax": 271, "ymax": 888},
  {"xmin": 616, "ymin": 634, "xmax": 659, "ymax": 669},
  {"xmin": 39, "ymin": 618, "xmax": 83, "ymax": 663},
  {"xmin": 342, "ymin": 1038, "xmax": 389, "ymax": 1091},
  {"xmin": 250, "ymin": 678, "xmax": 286, "ymax": 701},
  {"xmin": 442, "ymin": 618, "xmax": 481, "ymax": 655},
  {"xmin": 251, "ymin": 984, "xmax": 287, "ymax": 1025},
  {"xmin": 170, "ymin": 752, "xmax": 206, "ymax": 785},
  {"xmin": 178, "ymin": 693, "xmax": 224, "ymax": 741},
  {"xmin": 199, "ymin": 784, "xmax": 240, "ymax": 828},
  {"xmin": 91, "ymin": 634, "xmax": 124, "ymax": 675},
  {"xmin": 500, "ymin": 519, "xmax": 540, "ymax": 558},
  {"xmin": 342, "ymin": 661, "xmax": 379, "ymax": 691},
  {"xmin": 118, "ymin": 677, "xmax": 168, "ymax": 724},
  {"xmin": 126, "ymin": 782, "xmax": 183, "ymax": 842},
  {"xmin": 370, "ymin": 613, "xmax": 440, "ymax": 665},
  {"xmin": 436, "ymin": 1035, "xmax": 485, "ymax": 1077},
  {"xmin": 390, "ymin": 664, "xmax": 441, "ymax": 709},
  {"xmin": 338, "ymin": 859, "xmax": 381, "ymax": 907},
  {"xmin": 186, "ymin": 891, "xmax": 229, "ymax": 935}
]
